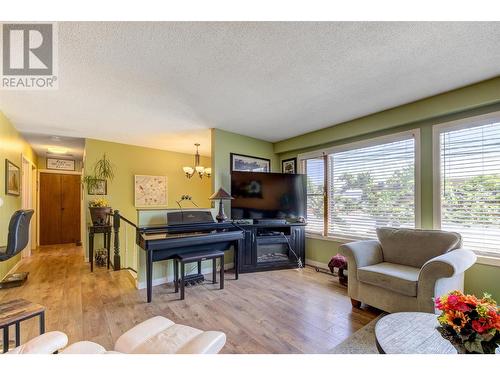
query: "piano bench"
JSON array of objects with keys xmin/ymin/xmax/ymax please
[{"xmin": 173, "ymin": 250, "xmax": 225, "ymax": 300}]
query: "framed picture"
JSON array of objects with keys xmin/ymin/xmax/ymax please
[
  {"xmin": 47, "ymin": 158, "xmax": 75, "ymax": 171},
  {"xmin": 282, "ymin": 158, "xmax": 297, "ymax": 174},
  {"xmin": 134, "ymin": 175, "xmax": 168, "ymax": 207},
  {"xmin": 87, "ymin": 179, "xmax": 107, "ymax": 195},
  {"xmin": 5, "ymin": 159, "xmax": 20, "ymax": 196},
  {"xmin": 230, "ymin": 153, "xmax": 271, "ymax": 172}
]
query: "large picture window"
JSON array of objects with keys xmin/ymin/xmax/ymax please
[
  {"xmin": 435, "ymin": 117, "xmax": 500, "ymax": 258},
  {"xmin": 300, "ymin": 131, "xmax": 419, "ymax": 240}
]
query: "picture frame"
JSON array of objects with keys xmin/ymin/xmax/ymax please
[
  {"xmin": 230, "ymin": 153, "xmax": 271, "ymax": 173},
  {"xmin": 5, "ymin": 159, "xmax": 20, "ymax": 196},
  {"xmin": 281, "ymin": 158, "xmax": 297, "ymax": 174},
  {"xmin": 134, "ymin": 175, "xmax": 168, "ymax": 207},
  {"xmin": 87, "ymin": 179, "xmax": 107, "ymax": 195},
  {"xmin": 47, "ymin": 158, "xmax": 75, "ymax": 171}
]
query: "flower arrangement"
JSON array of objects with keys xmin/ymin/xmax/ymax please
[
  {"xmin": 435, "ymin": 290, "xmax": 500, "ymax": 354},
  {"xmin": 89, "ymin": 198, "xmax": 109, "ymax": 208}
]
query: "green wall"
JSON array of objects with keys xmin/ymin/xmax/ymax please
[
  {"xmin": 84, "ymin": 138, "xmax": 212, "ymax": 284},
  {"xmin": 273, "ymin": 78, "xmax": 500, "ymax": 301},
  {"xmin": 0, "ymin": 112, "xmax": 37, "ymax": 280}
]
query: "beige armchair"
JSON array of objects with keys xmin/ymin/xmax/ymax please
[
  {"xmin": 5, "ymin": 316, "xmax": 226, "ymax": 354},
  {"xmin": 339, "ymin": 227, "xmax": 477, "ymax": 313}
]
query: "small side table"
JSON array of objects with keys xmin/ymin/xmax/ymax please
[
  {"xmin": 88, "ymin": 224, "xmax": 112, "ymax": 272},
  {"xmin": 0, "ymin": 299, "xmax": 45, "ymax": 353}
]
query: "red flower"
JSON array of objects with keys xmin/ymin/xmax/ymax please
[{"xmin": 472, "ymin": 320, "xmax": 487, "ymax": 333}]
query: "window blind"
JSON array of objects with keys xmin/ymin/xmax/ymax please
[
  {"xmin": 440, "ymin": 122, "xmax": 500, "ymax": 257},
  {"xmin": 303, "ymin": 157, "xmax": 325, "ymax": 234},
  {"xmin": 328, "ymin": 137, "xmax": 416, "ymax": 240}
]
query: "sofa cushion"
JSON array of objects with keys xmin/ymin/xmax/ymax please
[
  {"xmin": 376, "ymin": 227, "xmax": 462, "ymax": 268},
  {"xmin": 131, "ymin": 324, "xmax": 203, "ymax": 354},
  {"xmin": 357, "ymin": 262, "xmax": 419, "ymax": 297}
]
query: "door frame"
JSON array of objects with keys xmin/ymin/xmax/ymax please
[
  {"xmin": 37, "ymin": 169, "xmax": 83, "ymax": 247},
  {"xmin": 21, "ymin": 154, "xmax": 37, "ymax": 257}
]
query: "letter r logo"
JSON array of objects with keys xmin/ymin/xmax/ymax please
[{"xmin": 2, "ymin": 24, "xmax": 53, "ymax": 76}]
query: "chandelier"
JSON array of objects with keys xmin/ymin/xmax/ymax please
[{"xmin": 183, "ymin": 143, "xmax": 211, "ymax": 179}]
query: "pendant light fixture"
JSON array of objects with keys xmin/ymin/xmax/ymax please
[{"xmin": 183, "ymin": 143, "xmax": 211, "ymax": 179}]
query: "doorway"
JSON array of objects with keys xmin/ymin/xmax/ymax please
[{"xmin": 39, "ymin": 172, "xmax": 81, "ymax": 245}]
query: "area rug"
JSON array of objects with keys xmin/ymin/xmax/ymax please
[{"xmin": 328, "ymin": 314, "xmax": 385, "ymax": 354}]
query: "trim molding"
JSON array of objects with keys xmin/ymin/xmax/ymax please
[
  {"xmin": 136, "ymin": 262, "xmax": 235, "ymax": 290},
  {"xmin": 305, "ymin": 258, "xmax": 329, "ymax": 271}
]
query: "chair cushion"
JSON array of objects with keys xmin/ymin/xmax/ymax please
[
  {"xmin": 376, "ymin": 227, "xmax": 462, "ymax": 268},
  {"xmin": 130, "ymin": 324, "xmax": 203, "ymax": 354},
  {"xmin": 357, "ymin": 262, "xmax": 419, "ymax": 297}
]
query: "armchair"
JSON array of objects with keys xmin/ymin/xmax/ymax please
[
  {"xmin": 339, "ymin": 227, "xmax": 477, "ymax": 313},
  {"xmin": 4, "ymin": 316, "xmax": 226, "ymax": 354}
]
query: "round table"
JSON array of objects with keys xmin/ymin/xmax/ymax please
[{"xmin": 375, "ymin": 312, "xmax": 458, "ymax": 354}]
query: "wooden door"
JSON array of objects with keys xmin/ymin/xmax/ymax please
[
  {"xmin": 61, "ymin": 174, "xmax": 81, "ymax": 244},
  {"xmin": 40, "ymin": 173, "xmax": 81, "ymax": 245}
]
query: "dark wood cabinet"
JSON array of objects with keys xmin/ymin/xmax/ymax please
[{"xmin": 236, "ymin": 223, "xmax": 306, "ymax": 274}]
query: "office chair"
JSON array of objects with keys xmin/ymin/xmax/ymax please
[{"xmin": 0, "ymin": 209, "xmax": 34, "ymax": 288}]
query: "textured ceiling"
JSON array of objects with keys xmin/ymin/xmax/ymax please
[{"xmin": 1, "ymin": 22, "xmax": 500, "ymax": 156}]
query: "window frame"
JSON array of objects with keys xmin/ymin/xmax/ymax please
[
  {"xmin": 432, "ymin": 111, "xmax": 500, "ymax": 265},
  {"xmin": 298, "ymin": 129, "xmax": 421, "ymax": 242}
]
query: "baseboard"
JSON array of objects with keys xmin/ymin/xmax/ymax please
[
  {"xmin": 305, "ymin": 258, "xmax": 329, "ymax": 270},
  {"xmin": 136, "ymin": 262, "xmax": 235, "ymax": 290}
]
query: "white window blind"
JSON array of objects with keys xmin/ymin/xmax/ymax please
[
  {"xmin": 328, "ymin": 136, "xmax": 416, "ymax": 240},
  {"xmin": 439, "ymin": 122, "xmax": 500, "ymax": 257},
  {"xmin": 303, "ymin": 157, "xmax": 325, "ymax": 235}
]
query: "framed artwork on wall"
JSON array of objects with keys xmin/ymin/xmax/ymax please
[
  {"xmin": 134, "ymin": 175, "xmax": 168, "ymax": 207},
  {"xmin": 5, "ymin": 159, "xmax": 20, "ymax": 196},
  {"xmin": 281, "ymin": 158, "xmax": 297, "ymax": 174},
  {"xmin": 230, "ymin": 153, "xmax": 271, "ymax": 172},
  {"xmin": 87, "ymin": 179, "xmax": 107, "ymax": 195},
  {"xmin": 47, "ymin": 158, "xmax": 75, "ymax": 171}
]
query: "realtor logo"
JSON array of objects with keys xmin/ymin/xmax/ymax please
[{"xmin": 1, "ymin": 23, "xmax": 58, "ymax": 89}]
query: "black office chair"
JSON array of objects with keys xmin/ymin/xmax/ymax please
[{"xmin": 0, "ymin": 209, "xmax": 34, "ymax": 288}]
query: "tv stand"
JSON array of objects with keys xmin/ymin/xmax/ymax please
[
  {"xmin": 235, "ymin": 222, "xmax": 306, "ymax": 273},
  {"xmin": 254, "ymin": 218, "xmax": 287, "ymax": 225}
]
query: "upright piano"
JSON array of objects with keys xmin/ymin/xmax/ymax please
[{"xmin": 136, "ymin": 210, "xmax": 244, "ymax": 303}]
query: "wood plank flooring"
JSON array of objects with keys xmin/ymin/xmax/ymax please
[{"xmin": 0, "ymin": 244, "xmax": 378, "ymax": 353}]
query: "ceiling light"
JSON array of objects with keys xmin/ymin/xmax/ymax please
[
  {"xmin": 47, "ymin": 146, "xmax": 68, "ymax": 154},
  {"xmin": 183, "ymin": 143, "xmax": 210, "ymax": 179}
]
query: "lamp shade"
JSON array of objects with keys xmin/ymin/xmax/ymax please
[{"xmin": 209, "ymin": 188, "xmax": 233, "ymax": 200}]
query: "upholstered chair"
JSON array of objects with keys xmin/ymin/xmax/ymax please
[
  {"xmin": 4, "ymin": 316, "xmax": 226, "ymax": 354},
  {"xmin": 339, "ymin": 227, "xmax": 477, "ymax": 313}
]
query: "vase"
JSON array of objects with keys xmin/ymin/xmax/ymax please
[{"xmin": 89, "ymin": 207, "xmax": 111, "ymax": 226}]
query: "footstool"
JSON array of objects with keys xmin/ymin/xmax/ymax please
[{"xmin": 328, "ymin": 254, "xmax": 348, "ymax": 286}]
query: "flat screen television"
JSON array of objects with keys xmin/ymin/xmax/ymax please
[{"xmin": 230, "ymin": 171, "xmax": 306, "ymax": 220}]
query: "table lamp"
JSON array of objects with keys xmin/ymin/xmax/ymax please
[{"xmin": 209, "ymin": 188, "xmax": 233, "ymax": 223}]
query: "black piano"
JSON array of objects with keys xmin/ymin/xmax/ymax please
[{"xmin": 136, "ymin": 210, "xmax": 244, "ymax": 303}]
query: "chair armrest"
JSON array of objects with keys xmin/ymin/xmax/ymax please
[
  {"xmin": 339, "ymin": 240, "xmax": 383, "ymax": 269},
  {"xmin": 6, "ymin": 331, "xmax": 68, "ymax": 354},
  {"xmin": 177, "ymin": 331, "xmax": 226, "ymax": 354},
  {"xmin": 419, "ymin": 248, "xmax": 477, "ymax": 282}
]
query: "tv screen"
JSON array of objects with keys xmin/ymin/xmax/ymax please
[{"xmin": 231, "ymin": 171, "xmax": 306, "ymax": 220}]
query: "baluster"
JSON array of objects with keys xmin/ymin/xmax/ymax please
[{"xmin": 113, "ymin": 209, "xmax": 121, "ymax": 270}]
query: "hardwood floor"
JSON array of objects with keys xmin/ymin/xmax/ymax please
[{"xmin": 0, "ymin": 244, "xmax": 379, "ymax": 353}]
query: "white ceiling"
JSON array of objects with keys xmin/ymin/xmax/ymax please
[
  {"xmin": 21, "ymin": 133, "xmax": 85, "ymax": 160},
  {"xmin": 1, "ymin": 22, "xmax": 500, "ymax": 156}
]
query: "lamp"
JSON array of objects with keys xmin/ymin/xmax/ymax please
[
  {"xmin": 209, "ymin": 188, "xmax": 233, "ymax": 223},
  {"xmin": 183, "ymin": 143, "xmax": 210, "ymax": 179}
]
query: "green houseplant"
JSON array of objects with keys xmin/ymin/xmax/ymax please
[{"xmin": 83, "ymin": 153, "xmax": 115, "ymax": 225}]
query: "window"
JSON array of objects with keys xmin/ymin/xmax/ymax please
[
  {"xmin": 300, "ymin": 131, "xmax": 419, "ymax": 239},
  {"xmin": 436, "ymin": 117, "xmax": 500, "ymax": 258},
  {"xmin": 302, "ymin": 157, "xmax": 325, "ymax": 235}
]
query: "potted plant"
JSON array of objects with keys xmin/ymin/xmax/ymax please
[
  {"xmin": 88, "ymin": 198, "xmax": 111, "ymax": 226},
  {"xmin": 435, "ymin": 290, "xmax": 500, "ymax": 354},
  {"xmin": 83, "ymin": 153, "xmax": 115, "ymax": 226}
]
